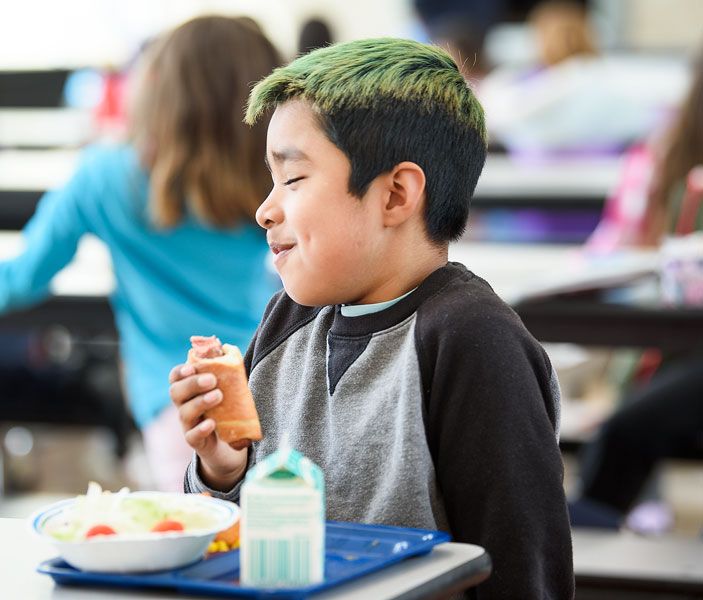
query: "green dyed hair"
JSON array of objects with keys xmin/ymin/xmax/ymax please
[{"xmin": 247, "ymin": 37, "xmax": 487, "ymax": 242}]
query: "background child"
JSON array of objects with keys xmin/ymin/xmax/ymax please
[
  {"xmin": 571, "ymin": 45, "xmax": 703, "ymax": 532},
  {"xmin": 0, "ymin": 16, "xmax": 281, "ymax": 491},
  {"xmin": 170, "ymin": 38, "xmax": 574, "ymax": 598},
  {"xmin": 587, "ymin": 47, "xmax": 703, "ymax": 252}
]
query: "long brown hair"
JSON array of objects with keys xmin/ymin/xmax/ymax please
[
  {"xmin": 129, "ymin": 16, "xmax": 281, "ymax": 228},
  {"xmin": 643, "ymin": 53, "xmax": 703, "ymax": 244}
]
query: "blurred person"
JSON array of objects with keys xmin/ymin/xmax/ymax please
[
  {"xmin": 641, "ymin": 48, "xmax": 703, "ymax": 245},
  {"xmin": 588, "ymin": 48, "xmax": 703, "ymax": 251},
  {"xmin": 479, "ymin": 0, "xmax": 687, "ymax": 155},
  {"xmin": 413, "ymin": 0, "xmax": 508, "ymax": 78},
  {"xmin": 0, "ymin": 16, "xmax": 282, "ymax": 491},
  {"xmin": 529, "ymin": 0, "xmax": 596, "ymax": 67},
  {"xmin": 571, "ymin": 48, "xmax": 703, "ymax": 532},
  {"xmin": 297, "ymin": 17, "xmax": 334, "ymax": 55},
  {"xmin": 571, "ymin": 356, "xmax": 703, "ymax": 532}
]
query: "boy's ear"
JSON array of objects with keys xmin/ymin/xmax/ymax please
[{"xmin": 381, "ymin": 161, "xmax": 426, "ymax": 228}]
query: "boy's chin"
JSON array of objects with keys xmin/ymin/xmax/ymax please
[
  {"xmin": 285, "ymin": 289, "xmax": 327, "ymax": 307},
  {"xmin": 283, "ymin": 283, "xmax": 343, "ymax": 308}
]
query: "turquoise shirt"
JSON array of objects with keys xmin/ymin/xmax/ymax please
[{"xmin": 0, "ymin": 145, "xmax": 279, "ymax": 427}]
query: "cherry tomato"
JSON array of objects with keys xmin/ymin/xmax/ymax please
[
  {"xmin": 151, "ymin": 519, "xmax": 185, "ymax": 533},
  {"xmin": 85, "ymin": 524, "xmax": 116, "ymax": 538}
]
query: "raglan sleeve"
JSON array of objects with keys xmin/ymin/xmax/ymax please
[
  {"xmin": 0, "ymin": 149, "xmax": 99, "ymax": 312},
  {"xmin": 415, "ymin": 289, "xmax": 574, "ymax": 599}
]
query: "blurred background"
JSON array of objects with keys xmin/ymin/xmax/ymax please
[{"xmin": 1, "ymin": 0, "xmax": 702, "ymax": 596}]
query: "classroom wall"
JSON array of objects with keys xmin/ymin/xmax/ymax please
[
  {"xmin": 620, "ymin": 0, "xmax": 703, "ymax": 52},
  {"xmin": 4, "ymin": 0, "xmax": 703, "ymax": 71},
  {"xmin": 0, "ymin": 0, "xmax": 417, "ymax": 69}
]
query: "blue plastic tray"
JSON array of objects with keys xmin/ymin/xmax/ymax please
[{"xmin": 37, "ymin": 521, "xmax": 451, "ymax": 599}]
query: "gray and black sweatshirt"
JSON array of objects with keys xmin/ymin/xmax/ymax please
[{"xmin": 186, "ymin": 261, "xmax": 575, "ymax": 599}]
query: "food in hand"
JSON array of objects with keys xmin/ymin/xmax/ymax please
[{"xmin": 187, "ymin": 335, "xmax": 262, "ymax": 449}]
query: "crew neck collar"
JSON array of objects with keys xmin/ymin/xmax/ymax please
[
  {"xmin": 340, "ymin": 287, "xmax": 416, "ymax": 317},
  {"xmin": 329, "ymin": 262, "xmax": 468, "ymax": 337}
]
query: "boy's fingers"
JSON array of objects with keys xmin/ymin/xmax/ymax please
[
  {"xmin": 169, "ymin": 363, "xmax": 196, "ymax": 384},
  {"xmin": 169, "ymin": 373, "xmax": 218, "ymax": 406},
  {"xmin": 177, "ymin": 390, "xmax": 222, "ymax": 431},
  {"xmin": 184, "ymin": 419, "xmax": 216, "ymax": 451}
]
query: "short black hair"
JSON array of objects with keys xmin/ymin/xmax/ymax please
[{"xmin": 247, "ymin": 38, "xmax": 487, "ymax": 242}]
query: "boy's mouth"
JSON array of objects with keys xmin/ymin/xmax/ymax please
[{"xmin": 269, "ymin": 241, "xmax": 295, "ymax": 265}]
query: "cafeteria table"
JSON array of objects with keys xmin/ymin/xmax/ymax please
[
  {"xmin": 515, "ymin": 291, "xmax": 703, "ymax": 351},
  {"xmin": 473, "ymin": 153, "xmax": 621, "ymax": 208},
  {"xmin": 0, "ymin": 108, "xmax": 93, "ymax": 149},
  {"xmin": 0, "ymin": 518, "xmax": 492, "ymax": 600},
  {"xmin": 572, "ymin": 528, "xmax": 703, "ymax": 598}
]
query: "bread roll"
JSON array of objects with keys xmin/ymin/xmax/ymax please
[{"xmin": 187, "ymin": 343, "xmax": 262, "ymax": 449}]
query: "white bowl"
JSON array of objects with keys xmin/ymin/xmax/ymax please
[{"xmin": 29, "ymin": 491, "xmax": 239, "ymax": 573}]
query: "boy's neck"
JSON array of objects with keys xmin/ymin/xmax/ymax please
[{"xmin": 352, "ymin": 242, "xmax": 448, "ymax": 305}]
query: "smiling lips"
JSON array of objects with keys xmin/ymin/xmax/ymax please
[{"xmin": 269, "ymin": 241, "xmax": 295, "ymax": 265}]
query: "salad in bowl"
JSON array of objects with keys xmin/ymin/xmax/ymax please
[{"xmin": 30, "ymin": 482, "xmax": 239, "ymax": 573}]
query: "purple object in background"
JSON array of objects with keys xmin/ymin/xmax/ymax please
[
  {"xmin": 625, "ymin": 501, "xmax": 674, "ymax": 535},
  {"xmin": 468, "ymin": 208, "xmax": 601, "ymax": 243}
]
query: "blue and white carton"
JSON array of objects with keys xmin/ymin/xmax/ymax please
[{"xmin": 240, "ymin": 447, "xmax": 325, "ymax": 587}]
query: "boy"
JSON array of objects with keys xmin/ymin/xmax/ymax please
[{"xmin": 170, "ymin": 38, "xmax": 574, "ymax": 598}]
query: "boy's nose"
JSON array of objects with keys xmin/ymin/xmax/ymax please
[{"xmin": 255, "ymin": 192, "xmax": 281, "ymax": 229}]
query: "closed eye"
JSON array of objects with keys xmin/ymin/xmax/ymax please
[{"xmin": 284, "ymin": 176, "xmax": 305, "ymax": 186}]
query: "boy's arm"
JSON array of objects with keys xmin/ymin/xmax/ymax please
[
  {"xmin": 416, "ymin": 299, "xmax": 574, "ymax": 600},
  {"xmin": 184, "ymin": 451, "xmax": 252, "ymax": 501}
]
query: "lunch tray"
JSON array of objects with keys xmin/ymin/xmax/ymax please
[{"xmin": 37, "ymin": 521, "xmax": 451, "ymax": 599}]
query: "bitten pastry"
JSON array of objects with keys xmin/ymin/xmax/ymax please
[{"xmin": 187, "ymin": 335, "xmax": 262, "ymax": 449}]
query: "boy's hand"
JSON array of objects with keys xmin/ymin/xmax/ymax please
[{"xmin": 169, "ymin": 364, "xmax": 248, "ymax": 491}]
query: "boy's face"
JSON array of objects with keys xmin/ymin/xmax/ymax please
[{"xmin": 256, "ymin": 100, "xmax": 389, "ymax": 307}]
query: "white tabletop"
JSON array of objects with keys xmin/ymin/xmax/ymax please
[
  {"xmin": 572, "ymin": 528, "xmax": 703, "ymax": 586},
  {"xmin": 0, "ymin": 149, "xmax": 621, "ymax": 200},
  {"xmin": 474, "ymin": 154, "xmax": 622, "ymax": 200},
  {"xmin": 448, "ymin": 242, "xmax": 658, "ymax": 304},
  {"xmin": 0, "ymin": 109, "xmax": 94, "ymax": 149},
  {"xmin": 0, "ymin": 517, "xmax": 488, "ymax": 600},
  {"xmin": 0, "ymin": 149, "xmax": 79, "ymax": 191}
]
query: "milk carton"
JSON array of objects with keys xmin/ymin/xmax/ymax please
[{"xmin": 240, "ymin": 447, "xmax": 325, "ymax": 587}]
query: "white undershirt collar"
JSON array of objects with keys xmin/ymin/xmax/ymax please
[{"xmin": 340, "ymin": 288, "xmax": 417, "ymax": 317}]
